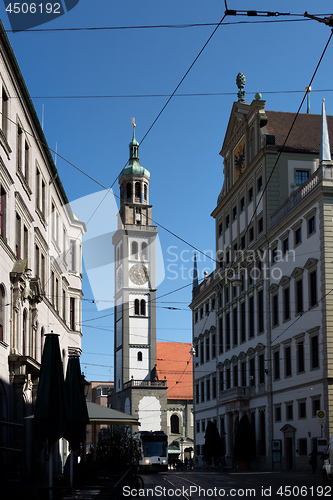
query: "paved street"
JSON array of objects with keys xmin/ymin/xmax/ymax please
[{"xmin": 128, "ymin": 469, "xmax": 330, "ymax": 500}]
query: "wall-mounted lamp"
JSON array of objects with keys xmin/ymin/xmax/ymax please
[{"xmin": 232, "ymin": 274, "xmax": 243, "ymax": 288}]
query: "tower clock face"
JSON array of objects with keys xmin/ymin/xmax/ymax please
[{"xmin": 129, "ymin": 263, "xmax": 149, "ymax": 285}]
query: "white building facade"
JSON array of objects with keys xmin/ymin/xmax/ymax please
[
  {"xmin": 190, "ymin": 83, "xmax": 333, "ymax": 470},
  {"xmin": 0, "ymin": 22, "xmax": 85, "ymax": 478}
]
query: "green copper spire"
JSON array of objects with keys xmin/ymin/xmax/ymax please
[
  {"xmin": 119, "ymin": 119, "xmax": 150, "ymax": 181},
  {"xmin": 320, "ymin": 99, "xmax": 331, "ymax": 163}
]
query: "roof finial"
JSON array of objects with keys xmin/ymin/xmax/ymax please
[
  {"xmin": 236, "ymin": 72, "xmax": 246, "ymax": 103},
  {"xmin": 320, "ymin": 98, "xmax": 331, "ymax": 163},
  {"xmin": 305, "ymin": 86, "xmax": 311, "ymax": 114}
]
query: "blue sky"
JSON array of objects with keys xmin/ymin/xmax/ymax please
[{"xmin": 2, "ymin": 1, "xmax": 333, "ymax": 380}]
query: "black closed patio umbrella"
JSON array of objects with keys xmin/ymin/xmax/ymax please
[
  {"xmin": 65, "ymin": 354, "xmax": 89, "ymax": 486},
  {"xmin": 34, "ymin": 332, "xmax": 68, "ymax": 497}
]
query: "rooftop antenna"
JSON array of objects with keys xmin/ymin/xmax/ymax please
[{"xmin": 305, "ymin": 86, "xmax": 311, "ymax": 114}]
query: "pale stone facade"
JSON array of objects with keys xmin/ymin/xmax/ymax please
[
  {"xmin": 0, "ymin": 22, "xmax": 85, "ymax": 478},
  {"xmin": 190, "ymin": 93, "xmax": 333, "ymax": 470}
]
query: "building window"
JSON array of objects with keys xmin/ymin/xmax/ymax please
[
  {"xmin": 219, "ymin": 317, "xmax": 223, "ymax": 354},
  {"xmin": 134, "ymin": 299, "xmax": 140, "ymax": 315},
  {"xmin": 286, "ymin": 403, "xmax": 293, "ymax": 420},
  {"xmin": 258, "ymin": 217, "xmax": 263, "ymax": 234},
  {"xmin": 137, "ymin": 351, "xmax": 143, "ymax": 362},
  {"xmin": 170, "ymin": 414, "xmax": 180, "ymax": 434},
  {"xmin": 241, "ymin": 362, "xmax": 246, "ymax": 386},
  {"xmin": 22, "ymin": 308, "xmax": 27, "ymax": 356},
  {"xmin": 257, "ymin": 176, "xmax": 263, "ymax": 192},
  {"xmin": 282, "ymin": 237, "xmax": 289, "ymax": 255},
  {"xmin": 309, "ymin": 270, "xmax": 317, "ymax": 307},
  {"xmin": 308, "ymin": 216, "xmax": 316, "ymax": 235},
  {"xmin": 201, "ymin": 380, "xmax": 205, "ymax": 402},
  {"xmin": 233, "ymin": 364, "xmax": 238, "ymax": 387},
  {"xmin": 249, "ymin": 226, "xmax": 254, "ymax": 242},
  {"xmin": 272, "ymin": 294, "xmax": 279, "ymax": 327},
  {"xmin": 233, "ymin": 206, "xmax": 237, "ymax": 220},
  {"xmin": 218, "ymin": 222, "xmax": 223, "ymax": 235},
  {"xmin": 205, "ymin": 302, "xmax": 209, "ymax": 315},
  {"xmin": 200, "ymin": 307, "xmax": 203, "ymax": 319},
  {"xmin": 212, "ymin": 376, "xmax": 217, "ymax": 399},
  {"xmin": 219, "ymin": 370, "xmax": 224, "ymax": 392},
  {"xmin": 241, "ymin": 235, "xmax": 246, "ymax": 250},
  {"xmin": 126, "ymin": 182, "xmax": 132, "ymax": 199},
  {"xmin": 195, "ymin": 311, "xmax": 198, "ymax": 323},
  {"xmin": 225, "ymin": 312, "xmax": 230, "ymax": 350},
  {"xmin": 211, "ymin": 297, "xmax": 215, "ymax": 310},
  {"xmin": 275, "ymin": 406, "xmax": 281, "ymax": 422},
  {"xmin": 0, "ymin": 284, "xmax": 4, "ymax": 342},
  {"xmin": 233, "ymin": 307, "xmax": 238, "ymax": 346},
  {"xmin": 70, "ymin": 297, "xmax": 75, "ymax": 330},
  {"xmin": 312, "ymin": 398, "xmax": 320, "ymax": 417},
  {"xmin": 205, "ymin": 336, "xmax": 210, "ymax": 362},
  {"xmin": 131, "ymin": 241, "xmax": 138, "ymax": 260},
  {"xmin": 141, "ymin": 242, "xmax": 148, "ymax": 260},
  {"xmin": 248, "ymin": 186, "xmax": 253, "ymax": 202},
  {"xmin": 206, "ymin": 378, "xmax": 210, "ymax": 401},
  {"xmin": 295, "ymin": 227, "xmax": 302, "ymax": 245},
  {"xmin": 226, "ymin": 368, "xmax": 231, "ymax": 389},
  {"xmin": 15, "ymin": 213, "xmax": 21, "ymax": 258},
  {"xmin": 240, "ymin": 197, "xmax": 245, "ymax": 211},
  {"xmin": 259, "ymin": 354, "xmax": 265, "ymax": 384},
  {"xmin": 295, "ymin": 170, "xmax": 309, "ymax": 185},
  {"xmin": 295, "ymin": 279, "xmax": 303, "ymax": 314},
  {"xmin": 258, "ymin": 290, "xmax": 264, "ymax": 333},
  {"xmin": 212, "ymin": 332, "xmax": 216, "ymax": 358},
  {"xmin": 0, "ymin": 186, "xmax": 6, "ymax": 238},
  {"xmin": 297, "ymin": 341, "xmax": 305, "ymax": 373},
  {"xmin": 2, "ymin": 87, "xmax": 8, "ymax": 138},
  {"xmin": 241, "ymin": 302, "xmax": 246, "ymax": 342},
  {"xmin": 249, "ymin": 358, "xmax": 255, "ymax": 386},
  {"xmin": 271, "ymin": 247, "xmax": 278, "ymax": 264},
  {"xmin": 310, "ymin": 335, "xmax": 319, "ymax": 369},
  {"xmin": 135, "ymin": 182, "xmax": 140, "ymax": 199},
  {"xmin": 140, "ymin": 299, "xmax": 146, "ymax": 316},
  {"xmin": 195, "ymin": 383, "xmax": 199, "ymax": 404},
  {"xmin": 201, "ymin": 419, "xmax": 205, "ymax": 432},
  {"xmin": 273, "ymin": 350, "xmax": 280, "ymax": 380},
  {"xmin": 69, "ymin": 240, "xmax": 76, "ymax": 271},
  {"xmin": 298, "ymin": 401, "xmax": 306, "ymax": 419},
  {"xmin": 285, "ymin": 345, "xmax": 292, "ymax": 377},
  {"xmin": 225, "ymin": 214, "xmax": 230, "ymax": 227},
  {"xmin": 249, "ymin": 296, "xmax": 254, "ymax": 338},
  {"xmin": 200, "ymin": 341, "xmax": 204, "ymax": 364},
  {"xmin": 17, "ymin": 125, "xmax": 23, "ymax": 170},
  {"xmin": 283, "ymin": 287, "xmax": 290, "ymax": 321},
  {"xmin": 144, "ymin": 184, "xmax": 147, "ymax": 201}
]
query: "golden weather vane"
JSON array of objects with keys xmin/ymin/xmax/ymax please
[{"xmin": 131, "ymin": 117, "xmax": 136, "ymax": 128}]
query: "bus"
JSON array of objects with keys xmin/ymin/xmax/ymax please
[{"xmin": 133, "ymin": 431, "xmax": 168, "ymax": 472}]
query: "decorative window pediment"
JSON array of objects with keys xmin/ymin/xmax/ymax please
[
  {"xmin": 255, "ymin": 342, "xmax": 265, "ymax": 352},
  {"xmin": 246, "ymin": 347, "xmax": 255, "ymax": 356},
  {"xmin": 304, "ymin": 258, "xmax": 318, "ymax": 270},
  {"xmin": 223, "ymin": 358, "xmax": 231, "ymax": 367},
  {"xmin": 231, "ymin": 355, "xmax": 238, "ymax": 364},
  {"xmin": 204, "ymin": 329, "xmax": 210, "ymax": 337},
  {"xmin": 210, "ymin": 325, "xmax": 216, "ymax": 333},
  {"xmin": 269, "ymin": 283, "xmax": 279, "ymax": 294},
  {"xmin": 238, "ymin": 351, "xmax": 246, "ymax": 360},
  {"xmin": 217, "ymin": 362, "xmax": 223, "ymax": 369},
  {"xmin": 291, "ymin": 267, "xmax": 304, "ymax": 279},
  {"xmin": 279, "ymin": 276, "xmax": 290, "ymax": 287}
]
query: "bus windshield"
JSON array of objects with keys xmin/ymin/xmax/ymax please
[{"xmin": 143, "ymin": 440, "xmax": 167, "ymax": 457}]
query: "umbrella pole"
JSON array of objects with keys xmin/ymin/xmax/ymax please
[
  {"xmin": 49, "ymin": 444, "xmax": 53, "ymax": 500},
  {"xmin": 70, "ymin": 445, "xmax": 74, "ymax": 488}
]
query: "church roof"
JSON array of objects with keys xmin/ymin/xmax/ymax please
[
  {"xmin": 265, "ymin": 110, "xmax": 333, "ymax": 155},
  {"xmin": 156, "ymin": 342, "xmax": 193, "ymax": 400}
]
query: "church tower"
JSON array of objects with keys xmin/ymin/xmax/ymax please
[{"xmin": 112, "ymin": 121, "xmax": 158, "ymax": 394}]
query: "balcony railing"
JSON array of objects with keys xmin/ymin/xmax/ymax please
[
  {"xmin": 269, "ymin": 164, "xmax": 333, "ymax": 229},
  {"xmin": 219, "ymin": 386, "xmax": 251, "ymax": 402},
  {"xmin": 123, "ymin": 379, "xmax": 167, "ymax": 389}
]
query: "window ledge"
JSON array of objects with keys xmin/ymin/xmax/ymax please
[
  {"xmin": 0, "ymin": 129, "xmax": 11, "ymax": 159},
  {"xmin": 16, "ymin": 169, "xmax": 32, "ymax": 199}
]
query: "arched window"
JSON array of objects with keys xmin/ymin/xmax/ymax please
[
  {"xmin": 144, "ymin": 184, "xmax": 147, "ymax": 201},
  {"xmin": 170, "ymin": 414, "xmax": 180, "ymax": 434},
  {"xmin": 135, "ymin": 182, "xmax": 141, "ymax": 199},
  {"xmin": 131, "ymin": 241, "xmax": 138, "ymax": 260},
  {"xmin": 0, "ymin": 285, "xmax": 4, "ymax": 342},
  {"xmin": 126, "ymin": 182, "xmax": 132, "ymax": 199},
  {"xmin": 142, "ymin": 242, "xmax": 148, "ymax": 260},
  {"xmin": 134, "ymin": 299, "xmax": 140, "ymax": 315},
  {"xmin": 140, "ymin": 299, "xmax": 146, "ymax": 316},
  {"xmin": 22, "ymin": 309, "xmax": 27, "ymax": 356},
  {"xmin": 137, "ymin": 351, "xmax": 143, "ymax": 361}
]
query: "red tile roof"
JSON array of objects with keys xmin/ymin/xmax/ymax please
[
  {"xmin": 156, "ymin": 342, "xmax": 193, "ymax": 400},
  {"xmin": 265, "ymin": 110, "xmax": 333, "ymax": 154}
]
